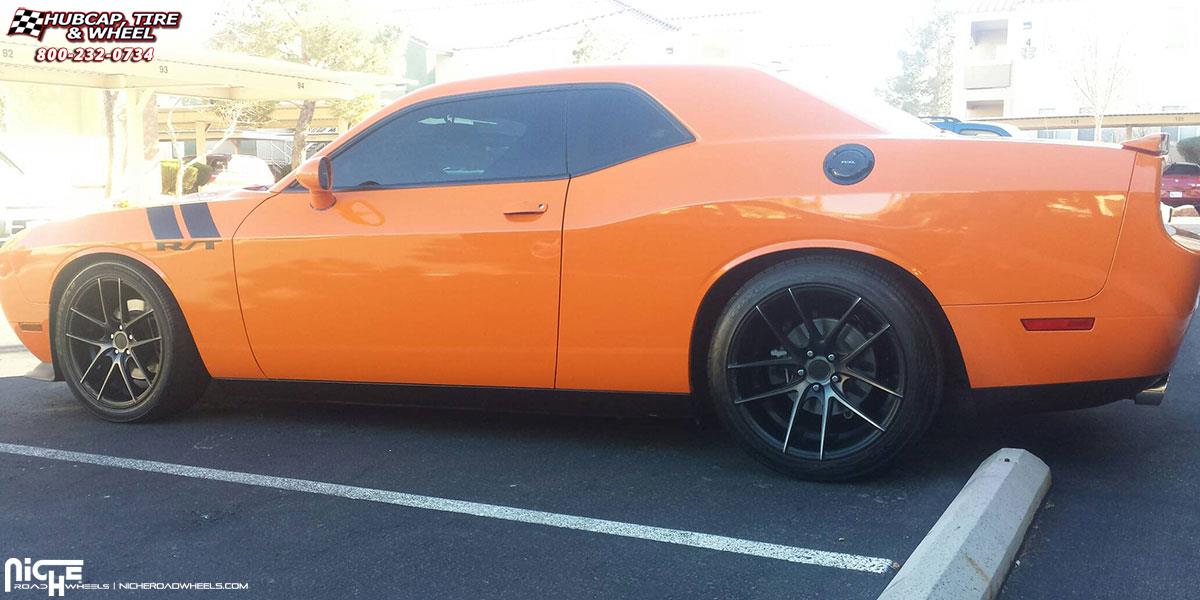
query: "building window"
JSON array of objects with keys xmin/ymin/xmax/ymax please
[
  {"xmin": 970, "ymin": 20, "xmax": 1009, "ymax": 62},
  {"xmin": 966, "ymin": 100, "xmax": 1005, "ymax": 119}
]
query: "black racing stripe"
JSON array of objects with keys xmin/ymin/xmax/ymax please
[
  {"xmin": 180, "ymin": 203, "xmax": 220, "ymax": 238},
  {"xmin": 146, "ymin": 206, "xmax": 183, "ymax": 240}
]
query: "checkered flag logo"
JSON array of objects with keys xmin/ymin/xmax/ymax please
[{"xmin": 8, "ymin": 8, "xmax": 46, "ymax": 40}]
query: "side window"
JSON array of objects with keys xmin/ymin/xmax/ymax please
[
  {"xmin": 568, "ymin": 87, "xmax": 693, "ymax": 175},
  {"xmin": 958, "ymin": 127, "xmax": 1002, "ymax": 137},
  {"xmin": 331, "ymin": 91, "xmax": 566, "ymax": 189}
]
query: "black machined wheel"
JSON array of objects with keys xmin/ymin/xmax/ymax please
[
  {"xmin": 54, "ymin": 261, "xmax": 209, "ymax": 422},
  {"xmin": 727, "ymin": 285, "xmax": 904, "ymax": 461},
  {"xmin": 707, "ymin": 255, "xmax": 942, "ymax": 481},
  {"xmin": 63, "ymin": 276, "xmax": 163, "ymax": 409}
]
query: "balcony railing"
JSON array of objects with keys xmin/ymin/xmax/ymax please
[{"xmin": 964, "ymin": 63, "xmax": 1012, "ymax": 90}]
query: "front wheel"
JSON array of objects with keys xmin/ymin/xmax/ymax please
[
  {"xmin": 54, "ymin": 261, "xmax": 209, "ymax": 422},
  {"xmin": 707, "ymin": 255, "xmax": 943, "ymax": 481}
]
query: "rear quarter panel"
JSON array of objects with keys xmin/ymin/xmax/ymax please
[{"xmin": 556, "ymin": 136, "xmax": 1134, "ymax": 392}]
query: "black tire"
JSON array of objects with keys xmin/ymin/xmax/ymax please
[
  {"xmin": 706, "ymin": 255, "xmax": 943, "ymax": 481},
  {"xmin": 53, "ymin": 260, "xmax": 209, "ymax": 422}
]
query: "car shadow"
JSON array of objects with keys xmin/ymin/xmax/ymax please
[
  {"xmin": 4, "ymin": 373, "xmax": 1177, "ymax": 491},
  {"xmin": 181, "ymin": 380, "xmax": 1152, "ymax": 487}
]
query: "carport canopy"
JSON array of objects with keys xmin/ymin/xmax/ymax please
[
  {"xmin": 0, "ymin": 39, "xmax": 408, "ymax": 100},
  {"xmin": 0, "ymin": 38, "xmax": 411, "ymax": 204}
]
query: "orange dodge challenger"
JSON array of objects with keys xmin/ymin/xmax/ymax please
[{"xmin": 2, "ymin": 66, "xmax": 1198, "ymax": 480}]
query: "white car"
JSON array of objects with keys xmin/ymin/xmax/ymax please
[{"xmin": 203, "ymin": 154, "xmax": 276, "ymax": 193}]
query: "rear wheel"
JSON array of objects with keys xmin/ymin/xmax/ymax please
[
  {"xmin": 54, "ymin": 261, "xmax": 209, "ymax": 422},
  {"xmin": 707, "ymin": 256, "xmax": 943, "ymax": 480}
]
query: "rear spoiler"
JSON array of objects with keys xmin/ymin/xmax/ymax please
[{"xmin": 1122, "ymin": 133, "xmax": 1169, "ymax": 156}]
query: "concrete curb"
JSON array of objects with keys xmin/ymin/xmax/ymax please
[{"xmin": 878, "ymin": 448, "xmax": 1051, "ymax": 600}]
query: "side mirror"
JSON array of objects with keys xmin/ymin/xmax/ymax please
[{"xmin": 295, "ymin": 156, "xmax": 335, "ymax": 210}]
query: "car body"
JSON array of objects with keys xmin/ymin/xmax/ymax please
[
  {"xmin": 1162, "ymin": 162, "xmax": 1200, "ymax": 209},
  {"xmin": 923, "ymin": 116, "xmax": 1020, "ymax": 137},
  {"xmin": 3, "ymin": 65, "xmax": 1198, "ymax": 479}
]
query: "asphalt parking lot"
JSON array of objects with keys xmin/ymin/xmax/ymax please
[{"xmin": 1, "ymin": 310, "xmax": 1198, "ymax": 599}]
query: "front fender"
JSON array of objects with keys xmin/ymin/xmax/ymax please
[{"xmin": 1, "ymin": 189, "xmax": 275, "ymax": 379}]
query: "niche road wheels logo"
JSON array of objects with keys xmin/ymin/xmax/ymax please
[{"xmin": 4, "ymin": 558, "xmax": 84, "ymax": 597}]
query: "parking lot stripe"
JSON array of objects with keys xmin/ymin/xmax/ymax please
[{"xmin": 0, "ymin": 442, "xmax": 893, "ymax": 573}]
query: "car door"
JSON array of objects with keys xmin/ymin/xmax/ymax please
[{"xmin": 233, "ymin": 90, "xmax": 568, "ymax": 388}]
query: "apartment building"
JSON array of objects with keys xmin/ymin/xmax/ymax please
[{"xmin": 952, "ymin": 0, "xmax": 1200, "ymax": 147}]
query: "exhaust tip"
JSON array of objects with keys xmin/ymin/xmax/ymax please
[{"xmin": 1133, "ymin": 375, "xmax": 1169, "ymax": 406}]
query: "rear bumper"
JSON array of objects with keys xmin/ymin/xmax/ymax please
[
  {"xmin": 970, "ymin": 373, "xmax": 1168, "ymax": 413},
  {"xmin": 1161, "ymin": 197, "xmax": 1200, "ymax": 208}
]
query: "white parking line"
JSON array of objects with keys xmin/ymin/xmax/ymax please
[{"xmin": 0, "ymin": 442, "xmax": 893, "ymax": 574}]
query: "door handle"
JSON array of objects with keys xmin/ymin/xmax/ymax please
[{"xmin": 503, "ymin": 202, "xmax": 548, "ymax": 216}]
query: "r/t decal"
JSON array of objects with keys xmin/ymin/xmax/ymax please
[{"xmin": 157, "ymin": 240, "xmax": 220, "ymax": 251}]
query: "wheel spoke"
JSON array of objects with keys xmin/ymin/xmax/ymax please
[
  {"xmin": 840, "ymin": 323, "xmax": 891, "ymax": 365},
  {"xmin": 733, "ymin": 381, "xmax": 799, "ymax": 405},
  {"xmin": 727, "ymin": 357, "xmax": 799, "ymax": 370},
  {"xmin": 78, "ymin": 350, "xmax": 105, "ymax": 384},
  {"xmin": 786, "ymin": 287, "xmax": 821, "ymax": 346},
  {"xmin": 65, "ymin": 333, "xmax": 105, "ymax": 348},
  {"xmin": 829, "ymin": 385, "xmax": 887, "ymax": 432},
  {"xmin": 128, "ymin": 336, "xmax": 161, "ymax": 349},
  {"xmin": 754, "ymin": 305, "xmax": 805, "ymax": 359},
  {"xmin": 96, "ymin": 360, "xmax": 117, "ymax": 401},
  {"xmin": 69, "ymin": 307, "xmax": 106, "ymax": 329},
  {"xmin": 116, "ymin": 278, "xmax": 125, "ymax": 324},
  {"xmin": 126, "ymin": 349, "xmax": 154, "ymax": 386},
  {"xmin": 840, "ymin": 366, "xmax": 903, "ymax": 398},
  {"xmin": 818, "ymin": 387, "xmax": 832, "ymax": 460},
  {"xmin": 124, "ymin": 309, "xmax": 154, "ymax": 329},
  {"xmin": 821, "ymin": 296, "xmax": 861, "ymax": 347},
  {"xmin": 780, "ymin": 394, "xmax": 802, "ymax": 453},
  {"xmin": 95, "ymin": 278, "xmax": 109, "ymax": 326},
  {"xmin": 117, "ymin": 359, "xmax": 138, "ymax": 402}
]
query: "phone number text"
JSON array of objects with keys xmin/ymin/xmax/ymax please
[{"xmin": 34, "ymin": 47, "xmax": 156, "ymax": 63}]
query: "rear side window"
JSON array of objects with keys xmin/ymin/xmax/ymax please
[
  {"xmin": 568, "ymin": 87, "xmax": 692, "ymax": 175},
  {"xmin": 331, "ymin": 91, "xmax": 566, "ymax": 189}
]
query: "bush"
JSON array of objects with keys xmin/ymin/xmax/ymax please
[
  {"xmin": 1179, "ymin": 137, "xmax": 1200, "ymax": 165},
  {"xmin": 193, "ymin": 162, "xmax": 214, "ymax": 189},
  {"xmin": 160, "ymin": 159, "xmax": 199, "ymax": 195}
]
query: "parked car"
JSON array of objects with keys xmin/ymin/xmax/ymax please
[
  {"xmin": 2, "ymin": 66, "xmax": 1196, "ymax": 481},
  {"xmin": 1162, "ymin": 162, "xmax": 1200, "ymax": 211},
  {"xmin": 922, "ymin": 116, "xmax": 1020, "ymax": 137},
  {"xmin": 186, "ymin": 153, "xmax": 276, "ymax": 193}
]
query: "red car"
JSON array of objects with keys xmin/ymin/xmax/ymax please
[{"xmin": 1162, "ymin": 162, "xmax": 1200, "ymax": 210}]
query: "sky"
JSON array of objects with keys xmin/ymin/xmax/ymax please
[{"xmin": 0, "ymin": 0, "xmax": 948, "ymax": 93}]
